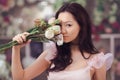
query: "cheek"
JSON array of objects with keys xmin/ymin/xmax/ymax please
[
  {"xmin": 71, "ymin": 27, "xmax": 80, "ymax": 37},
  {"xmin": 71, "ymin": 30, "xmax": 79, "ymax": 39},
  {"xmin": 64, "ymin": 28, "xmax": 80, "ymax": 42}
]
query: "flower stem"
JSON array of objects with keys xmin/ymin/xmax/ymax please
[
  {"xmin": 0, "ymin": 30, "xmax": 42, "ymax": 52},
  {"xmin": 0, "ymin": 41, "xmax": 18, "ymax": 52}
]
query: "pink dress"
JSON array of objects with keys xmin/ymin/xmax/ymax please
[{"xmin": 44, "ymin": 42, "xmax": 114, "ymax": 80}]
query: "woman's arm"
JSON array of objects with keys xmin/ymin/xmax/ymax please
[
  {"xmin": 11, "ymin": 32, "xmax": 51, "ymax": 80},
  {"xmin": 12, "ymin": 46, "xmax": 50, "ymax": 80},
  {"xmin": 93, "ymin": 64, "xmax": 106, "ymax": 80}
]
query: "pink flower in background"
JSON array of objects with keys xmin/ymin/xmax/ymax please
[{"xmin": 0, "ymin": 0, "xmax": 8, "ymax": 6}]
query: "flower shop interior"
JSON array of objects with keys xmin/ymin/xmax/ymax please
[{"xmin": 0, "ymin": 0, "xmax": 120, "ymax": 80}]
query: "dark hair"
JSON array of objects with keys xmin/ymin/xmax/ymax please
[{"xmin": 49, "ymin": 2, "xmax": 99, "ymax": 72}]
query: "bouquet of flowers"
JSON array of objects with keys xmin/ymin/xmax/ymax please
[{"xmin": 0, "ymin": 18, "xmax": 63, "ymax": 52}]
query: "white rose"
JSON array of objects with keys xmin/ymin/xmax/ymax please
[
  {"xmin": 45, "ymin": 29, "xmax": 54, "ymax": 39},
  {"xmin": 52, "ymin": 25, "xmax": 61, "ymax": 35},
  {"xmin": 56, "ymin": 34, "xmax": 63, "ymax": 46}
]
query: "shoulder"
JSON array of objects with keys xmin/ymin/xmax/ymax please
[{"xmin": 87, "ymin": 52, "xmax": 114, "ymax": 70}]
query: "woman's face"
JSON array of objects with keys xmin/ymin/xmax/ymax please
[{"xmin": 58, "ymin": 12, "xmax": 80, "ymax": 43}]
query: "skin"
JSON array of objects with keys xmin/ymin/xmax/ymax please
[
  {"xmin": 12, "ymin": 12, "xmax": 106, "ymax": 80},
  {"xmin": 58, "ymin": 12, "xmax": 80, "ymax": 43}
]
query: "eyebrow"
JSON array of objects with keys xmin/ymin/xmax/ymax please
[{"xmin": 62, "ymin": 21, "xmax": 72, "ymax": 23}]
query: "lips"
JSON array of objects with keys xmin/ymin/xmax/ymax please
[{"xmin": 63, "ymin": 35, "xmax": 69, "ymax": 37}]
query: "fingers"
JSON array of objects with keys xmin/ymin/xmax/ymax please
[
  {"xmin": 23, "ymin": 32, "xmax": 30, "ymax": 36},
  {"xmin": 12, "ymin": 32, "xmax": 30, "ymax": 44},
  {"xmin": 13, "ymin": 34, "xmax": 24, "ymax": 44},
  {"xmin": 26, "ymin": 39, "xmax": 31, "ymax": 44}
]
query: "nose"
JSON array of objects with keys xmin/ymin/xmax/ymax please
[{"xmin": 61, "ymin": 26, "xmax": 67, "ymax": 34}]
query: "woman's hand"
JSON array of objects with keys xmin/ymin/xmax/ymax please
[{"xmin": 12, "ymin": 32, "xmax": 31, "ymax": 49}]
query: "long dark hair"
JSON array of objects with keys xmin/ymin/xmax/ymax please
[{"xmin": 49, "ymin": 2, "xmax": 99, "ymax": 72}]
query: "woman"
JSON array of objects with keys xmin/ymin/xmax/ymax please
[{"xmin": 12, "ymin": 2, "xmax": 113, "ymax": 80}]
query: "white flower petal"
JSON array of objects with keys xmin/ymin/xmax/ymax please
[
  {"xmin": 57, "ymin": 40, "xmax": 63, "ymax": 46},
  {"xmin": 56, "ymin": 34, "xmax": 63, "ymax": 46},
  {"xmin": 52, "ymin": 25, "xmax": 61, "ymax": 35},
  {"xmin": 45, "ymin": 30, "xmax": 54, "ymax": 39}
]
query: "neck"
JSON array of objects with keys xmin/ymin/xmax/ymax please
[
  {"xmin": 71, "ymin": 38, "xmax": 79, "ymax": 51},
  {"xmin": 70, "ymin": 44, "xmax": 84, "ymax": 60},
  {"xmin": 71, "ymin": 36, "xmax": 79, "ymax": 45},
  {"xmin": 70, "ymin": 44, "xmax": 79, "ymax": 52}
]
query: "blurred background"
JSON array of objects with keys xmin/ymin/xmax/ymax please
[{"xmin": 0, "ymin": 0, "xmax": 120, "ymax": 80}]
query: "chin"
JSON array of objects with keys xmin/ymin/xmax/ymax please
[
  {"xmin": 63, "ymin": 40, "xmax": 72, "ymax": 43},
  {"xmin": 63, "ymin": 38, "xmax": 77, "ymax": 44}
]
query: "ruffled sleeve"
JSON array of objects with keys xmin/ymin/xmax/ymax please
[
  {"xmin": 44, "ymin": 41, "xmax": 57, "ymax": 63},
  {"xmin": 87, "ymin": 52, "xmax": 114, "ymax": 70}
]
